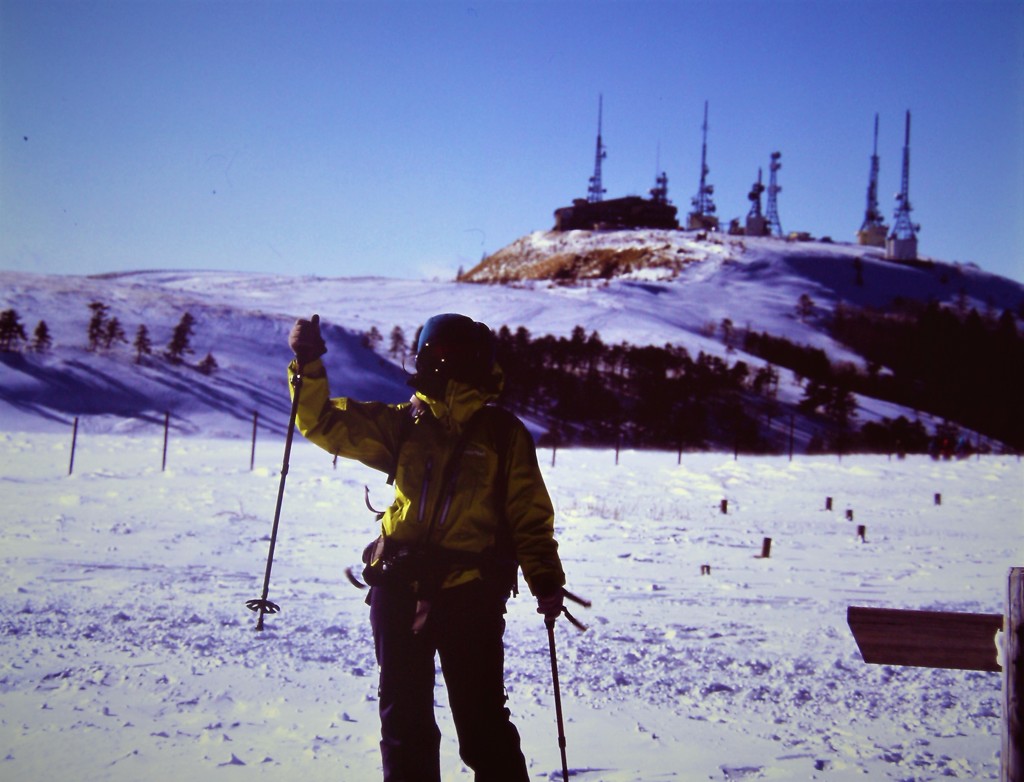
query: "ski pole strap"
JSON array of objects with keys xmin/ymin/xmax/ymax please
[
  {"xmin": 563, "ymin": 588, "xmax": 591, "ymax": 608},
  {"xmin": 557, "ymin": 587, "xmax": 591, "ymax": 631},
  {"xmin": 561, "ymin": 606, "xmax": 587, "ymax": 632}
]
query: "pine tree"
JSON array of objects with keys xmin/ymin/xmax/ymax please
[
  {"xmin": 389, "ymin": 326, "xmax": 408, "ymax": 360},
  {"xmin": 0, "ymin": 309, "xmax": 28, "ymax": 351},
  {"xmin": 133, "ymin": 325, "xmax": 153, "ymax": 364},
  {"xmin": 166, "ymin": 312, "xmax": 196, "ymax": 364},
  {"xmin": 363, "ymin": 326, "xmax": 383, "ymax": 351},
  {"xmin": 87, "ymin": 301, "xmax": 110, "ymax": 351},
  {"xmin": 197, "ymin": 352, "xmax": 218, "ymax": 375},
  {"xmin": 32, "ymin": 320, "xmax": 52, "ymax": 353},
  {"xmin": 796, "ymin": 294, "xmax": 814, "ymax": 322},
  {"xmin": 102, "ymin": 317, "xmax": 127, "ymax": 350}
]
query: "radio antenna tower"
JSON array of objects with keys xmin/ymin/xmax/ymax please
[
  {"xmin": 857, "ymin": 113, "xmax": 887, "ymax": 246},
  {"xmin": 886, "ymin": 110, "xmax": 919, "ymax": 260},
  {"xmin": 687, "ymin": 100, "xmax": 718, "ymax": 230},
  {"xmin": 765, "ymin": 151, "xmax": 783, "ymax": 237},
  {"xmin": 587, "ymin": 94, "xmax": 607, "ymax": 203},
  {"xmin": 745, "ymin": 168, "xmax": 768, "ymax": 236}
]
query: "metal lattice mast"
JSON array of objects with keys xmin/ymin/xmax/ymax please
[
  {"xmin": 890, "ymin": 111, "xmax": 917, "ymax": 241},
  {"xmin": 650, "ymin": 171, "xmax": 670, "ymax": 203},
  {"xmin": 690, "ymin": 100, "xmax": 716, "ymax": 220},
  {"xmin": 747, "ymin": 168, "xmax": 765, "ymax": 220},
  {"xmin": 765, "ymin": 151, "xmax": 782, "ymax": 237},
  {"xmin": 860, "ymin": 113, "xmax": 885, "ymax": 233},
  {"xmin": 587, "ymin": 94, "xmax": 607, "ymax": 203}
]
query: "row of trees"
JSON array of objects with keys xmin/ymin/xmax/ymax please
[
  {"xmin": 1, "ymin": 309, "xmax": 53, "ymax": 353},
  {"xmin": 740, "ymin": 299, "xmax": 1022, "ymax": 449},
  {"xmin": 364, "ymin": 310, "xmax": 1018, "ymax": 453},
  {"xmin": 828, "ymin": 300, "xmax": 1022, "ymax": 449},
  {"xmin": 485, "ymin": 324, "xmax": 867, "ymax": 452},
  {"xmin": 1, "ymin": 303, "xmax": 218, "ymax": 375}
]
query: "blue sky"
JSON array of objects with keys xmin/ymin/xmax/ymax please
[{"xmin": 2, "ymin": 0, "xmax": 1022, "ymax": 283}]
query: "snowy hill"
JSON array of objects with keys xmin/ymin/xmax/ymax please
[
  {"xmin": 2, "ymin": 233, "xmax": 1022, "ymax": 781},
  {"xmin": 1, "ymin": 231, "xmax": 1022, "ymax": 444}
]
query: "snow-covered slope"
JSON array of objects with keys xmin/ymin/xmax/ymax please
[
  {"xmin": 1, "ymin": 435, "xmax": 1019, "ymax": 781},
  {"xmin": 1, "ymin": 232, "xmax": 1021, "ymax": 438}
]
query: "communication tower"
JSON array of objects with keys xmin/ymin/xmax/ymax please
[
  {"xmin": 857, "ymin": 113, "xmax": 887, "ymax": 247},
  {"xmin": 650, "ymin": 171, "xmax": 670, "ymax": 204},
  {"xmin": 687, "ymin": 101, "xmax": 719, "ymax": 230},
  {"xmin": 587, "ymin": 95, "xmax": 607, "ymax": 203},
  {"xmin": 765, "ymin": 151, "xmax": 783, "ymax": 237},
  {"xmin": 745, "ymin": 168, "xmax": 769, "ymax": 236},
  {"xmin": 886, "ymin": 110, "xmax": 919, "ymax": 261}
]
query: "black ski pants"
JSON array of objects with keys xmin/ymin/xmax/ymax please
[{"xmin": 369, "ymin": 580, "xmax": 529, "ymax": 782}]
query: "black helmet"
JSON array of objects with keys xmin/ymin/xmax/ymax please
[{"xmin": 411, "ymin": 313, "xmax": 495, "ymax": 396}]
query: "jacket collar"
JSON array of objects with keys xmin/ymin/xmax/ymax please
[{"xmin": 415, "ymin": 379, "xmax": 498, "ymax": 434}]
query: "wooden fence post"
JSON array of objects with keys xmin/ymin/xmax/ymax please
[
  {"xmin": 250, "ymin": 410, "xmax": 259, "ymax": 471},
  {"xmin": 68, "ymin": 416, "xmax": 79, "ymax": 476},
  {"xmin": 759, "ymin": 537, "xmax": 772, "ymax": 558},
  {"xmin": 1005, "ymin": 567, "xmax": 1022, "ymax": 782},
  {"xmin": 161, "ymin": 411, "xmax": 170, "ymax": 472}
]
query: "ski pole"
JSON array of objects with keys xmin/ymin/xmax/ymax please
[
  {"xmin": 246, "ymin": 316, "xmax": 315, "ymax": 631},
  {"xmin": 546, "ymin": 615, "xmax": 570, "ymax": 782}
]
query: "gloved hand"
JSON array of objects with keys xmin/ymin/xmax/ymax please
[
  {"xmin": 288, "ymin": 314, "xmax": 326, "ymax": 365},
  {"xmin": 536, "ymin": 588, "xmax": 564, "ymax": 622}
]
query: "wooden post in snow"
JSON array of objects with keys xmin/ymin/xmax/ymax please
[
  {"xmin": 1005, "ymin": 567, "xmax": 1022, "ymax": 782},
  {"xmin": 161, "ymin": 411, "xmax": 170, "ymax": 472},
  {"xmin": 68, "ymin": 416, "xmax": 79, "ymax": 476},
  {"xmin": 250, "ymin": 410, "xmax": 259, "ymax": 471}
]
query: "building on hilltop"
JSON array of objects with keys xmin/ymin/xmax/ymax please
[{"xmin": 553, "ymin": 96, "xmax": 679, "ymax": 231}]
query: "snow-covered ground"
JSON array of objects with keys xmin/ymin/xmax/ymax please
[{"xmin": 2, "ymin": 426, "xmax": 1020, "ymax": 781}]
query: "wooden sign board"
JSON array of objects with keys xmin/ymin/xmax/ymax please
[{"xmin": 847, "ymin": 606, "xmax": 1003, "ymax": 673}]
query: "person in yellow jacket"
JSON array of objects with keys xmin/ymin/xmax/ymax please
[{"xmin": 288, "ymin": 312, "xmax": 566, "ymax": 782}]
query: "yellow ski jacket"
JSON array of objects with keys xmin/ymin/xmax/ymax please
[{"xmin": 288, "ymin": 358, "xmax": 565, "ymax": 597}]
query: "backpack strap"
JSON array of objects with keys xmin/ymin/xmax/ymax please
[
  {"xmin": 386, "ymin": 405, "xmax": 417, "ymax": 485},
  {"xmin": 469, "ymin": 405, "xmax": 520, "ymax": 596}
]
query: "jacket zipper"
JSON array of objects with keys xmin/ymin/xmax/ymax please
[{"xmin": 417, "ymin": 457, "xmax": 433, "ymax": 524}]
